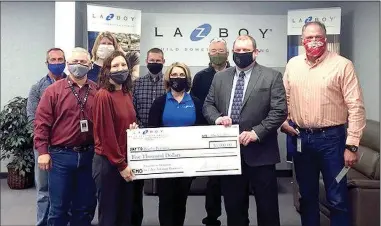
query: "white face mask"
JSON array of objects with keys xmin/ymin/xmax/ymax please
[{"xmin": 96, "ymin": 44, "xmax": 115, "ymax": 59}]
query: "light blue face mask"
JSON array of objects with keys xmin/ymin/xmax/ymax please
[{"xmin": 68, "ymin": 64, "xmax": 90, "ymax": 79}]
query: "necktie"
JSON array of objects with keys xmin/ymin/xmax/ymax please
[{"xmin": 230, "ymin": 71, "xmax": 245, "ymax": 124}]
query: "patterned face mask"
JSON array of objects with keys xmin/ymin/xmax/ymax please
[{"xmin": 303, "ymin": 38, "xmax": 326, "ymax": 58}]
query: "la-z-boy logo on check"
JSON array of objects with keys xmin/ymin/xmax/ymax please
[{"xmin": 130, "ymin": 129, "xmax": 166, "ymax": 140}]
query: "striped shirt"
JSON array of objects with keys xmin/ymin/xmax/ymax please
[{"xmin": 283, "ymin": 51, "xmax": 366, "ymax": 146}]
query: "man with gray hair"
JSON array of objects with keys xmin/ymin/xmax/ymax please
[
  {"xmin": 191, "ymin": 37, "xmax": 230, "ymax": 226},
  {"xmin": 34, "ymin": 47, "xmax": 97, "ymax": 226},
  {"xmin": 27, "ymin": 47, "xmax": 67, "ymax": 226}
]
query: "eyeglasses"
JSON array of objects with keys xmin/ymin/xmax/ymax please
[
  {"xmin": 302, "ymin": 35, "xmax": 325, "ymax": 41},
  {"xmin": 170, "ymin": 73, "xmax": 186, "ymax": 78},
  {"xmin": 209, "ymin": 49, "xmax": 227, "ymax": 54}
]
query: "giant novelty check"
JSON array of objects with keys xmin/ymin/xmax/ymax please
[{"xmin": 126, "ymin": 125, "xmax": 242, "ymax": 180}]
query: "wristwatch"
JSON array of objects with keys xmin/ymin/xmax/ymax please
[{"xmin": 345, "ymin": 145, "xmax": 359, "ymax": 153}]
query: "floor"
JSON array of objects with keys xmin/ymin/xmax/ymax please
[{"xmin": 0, "ymin": 178, "xmax": 301, "ymax": 226}]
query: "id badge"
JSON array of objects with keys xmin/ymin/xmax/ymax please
[
  {"xmin": 296, "ymin": 128, "xmax": 302, "ymax": 153},
  {"xmin": 335, "ymin": 153, "xmax": 364, "ymax": 183},
  {"xmin": 80, "ymin": 120, "xmax": 89, "ymax": 132},
  {"xmin": 297, "ymin": 137, "xmax": 302, "ymax": 153},
  {"xmin": 335, "ymin": 166, "xmax": 350, "ymax": 183}
]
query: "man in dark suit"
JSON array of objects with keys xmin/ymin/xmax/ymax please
[{"xmin": 203, "ymin": 35, "xmax": 287, "ymax": 226}]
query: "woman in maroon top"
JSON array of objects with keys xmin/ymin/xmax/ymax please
[{"xmin": 93, "ymin": 50, "xmax": 138, "ymax": 226}]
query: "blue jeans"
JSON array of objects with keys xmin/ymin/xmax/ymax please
[
  {"xmin": 48, "ymin": 146, "xmax": 97, "ymax": 226},
  {"xmin": 34, "ymin": 150, "xmax": 49, "ymax": 226},
  {"xmin": 294, "ymin": 125, "xmax": 350, "ymax": 226}
]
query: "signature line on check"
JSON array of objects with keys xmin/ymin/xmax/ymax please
[
  {"xmin": 135, "ymin": 171, "xmax": 184, "ymax": 176},
  {"xmin": 195, "ymin": 169, "xmax": 240, "ymax": 173}
]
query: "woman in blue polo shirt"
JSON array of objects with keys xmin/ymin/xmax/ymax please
[{"xmin": 148, "ymin": 62, "xmax": 203, "ymax": 226}]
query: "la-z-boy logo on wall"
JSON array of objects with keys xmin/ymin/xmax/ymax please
[
  {"xmin": 105, "ymin": 14, "xmax": 114, "ymax": 21},
  {"xmin": 190, "ymin": 24, "xmax": 212, "ymax": 41},
  {"xmin": 154, "ymin": 23, "xmax": 273, "ymax": 42},
  {"xmin": 92, "ymin": 13, "xmax": 137, "ymax": 22},
  {"xmin": 287, "ymin": 7, "xmax": 341, "ymax": 35},
  {"xmin": 291, "ymin": 15, "xmax": 337, "ymax": 25}
]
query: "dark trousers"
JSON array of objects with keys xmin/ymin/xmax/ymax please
[
  {"xmin": 92, "ymin": 158, "xmax": 100, "ymax": 220},
  {"xmin": 294, "ymin": 125, "xmax": 350, "ymax": 226},
  {"xmin": 48, "ymin": 147, "xmax": 96, "ymax": 226},
  {"xmin": 157, "ymin": 177, "xmax": 193, "ymax": 226},
  {"xmin": 202, "ymin": 176, "xmax": 222, "ymax": 226},
  {"xmin": 93, "ymin": 154, "xmax": 134, "ymax": 226},
  {"xmin": 131, "ymin": 180, "xmax": 144, "ymax": 226},
  {"xmin": 221, "ymin": 163, "xmax": 280, "ymax": 226}
]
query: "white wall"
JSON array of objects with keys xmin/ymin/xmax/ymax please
[
  {"xmin": 0, "ymin": 2, "xmax": 55, "ymax": 172},
  {"xmin": 338, "ymin": 2, "xmax": 380, "ymax": 121}
]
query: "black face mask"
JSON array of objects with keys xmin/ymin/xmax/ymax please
[
  {"xmin": 147, "ymin": 63, "xmax": 163, "ymax": 75},
  {"xmin": 169, "ymin": 78, "xmax": 187, "ymax": 92},
  {"xmin": 110, "ymin": 70, "xmax": 129, "ymax": 85},
  {"xmin": 233, "ymin": 52, "xmax": 254, "ymax": 69}
]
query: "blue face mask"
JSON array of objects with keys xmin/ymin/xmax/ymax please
[{"xmin": 48, "ymin": 63, "xmax": 66, "ymax": 76}]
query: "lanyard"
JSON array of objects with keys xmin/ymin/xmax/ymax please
[{"xmin": 67, "ymin": 79, "xmax": 90, "ymax": 118}]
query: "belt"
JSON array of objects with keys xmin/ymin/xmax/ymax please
[
  {"xmin": 297, "ymin": 124, "xmax": 344, "ymax": 134},
  {"xmin": 50, "ymin": 145, "xmax": 93, "ymax": 152}
]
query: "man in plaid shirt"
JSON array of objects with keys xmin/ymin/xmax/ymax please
[{"xmin": 131, "ymin": 47, "xmax": 166, "ymax": 226}]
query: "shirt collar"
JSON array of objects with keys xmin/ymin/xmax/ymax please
[
  {"xmin": 149, "ymin": 71, "xmax": 163, "ymax": 83},
  {"xmin": 304, "ymin": 50, "xmax": 329, "ymax": 67},
  {"xmin": 46, "ymin": 73, "xmax": 67, "ymax": 82},
  {"xmin": 235, "ymin": 63, "xmax": 254, "ymax": 77},
  {"xmin": 65, "ymin": 76, "xmax": 93, "ymax": 89},
  {"xmin": 166, "ymin": 91, "xmax": 191, "ymax": 103},
  {"xmin": 208, "ymin": 61, "xmax": 231, "ymax": 72},
  {"xmin": 46, "ymin": 75, "xmax": 55, "ymax": 84}
]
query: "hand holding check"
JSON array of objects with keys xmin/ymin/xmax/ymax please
[
  {"xmin": 215, "ymin": 116, "xmax": 232, "ymax": 126},
  {"xmin": 120, "ymin": 166, "xmax": 134, "ymax": 182},
  {"xmin": 215, "ymin": 116, "xmax": 257, "ymax": 146},
  {"xmin": 121, "ymin": 122, "xmax": 140, "ymax": 182},
  {"xmin": 129, "ymin": 122, "xmax": 139, "ymax": 130}
]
